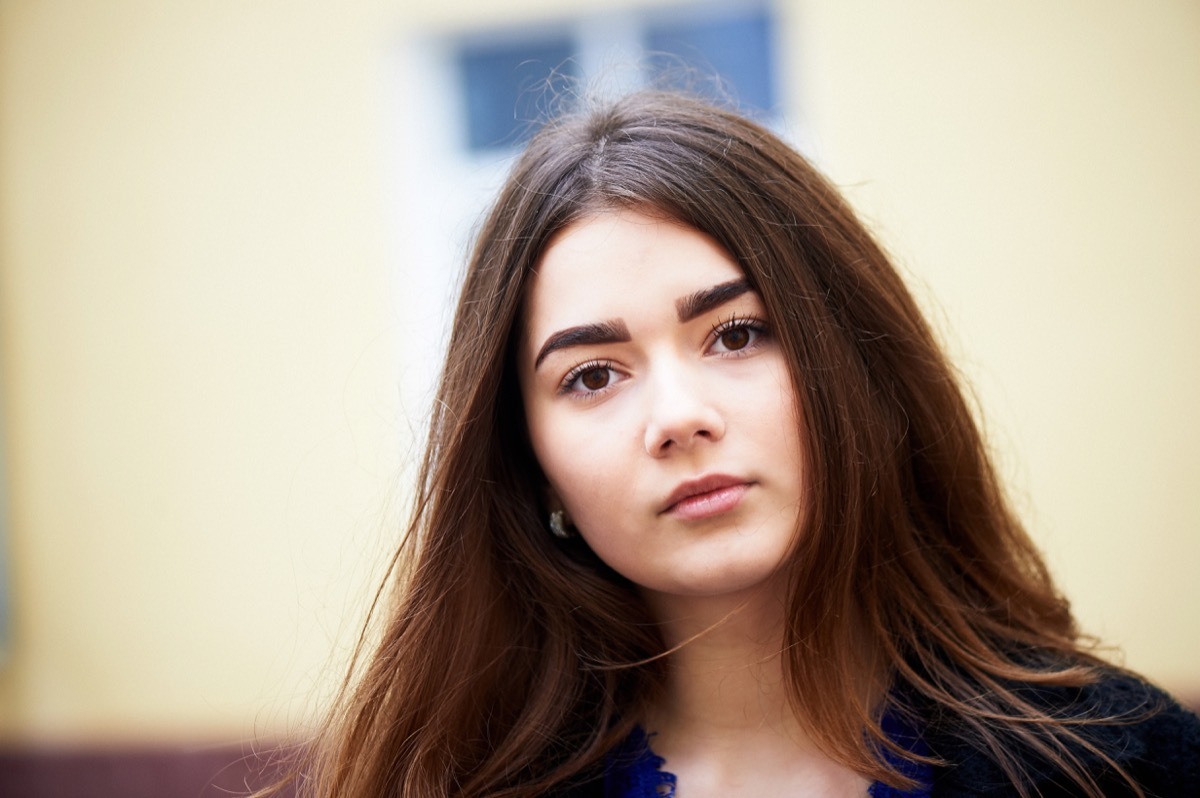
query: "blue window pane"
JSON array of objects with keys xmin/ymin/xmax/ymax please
[
  {"xmin": 646, "ymin": 7, "xmax": 776, "ymax": 116},
  {"xmin": 458, "ymin": 39, "xmax": 577, "ymax": 151}
]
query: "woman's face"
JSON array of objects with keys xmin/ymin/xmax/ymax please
[{"xmin": 518, "ymin": 209, "xmax": 806, "ymax": 607}]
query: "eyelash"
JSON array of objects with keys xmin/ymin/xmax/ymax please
[
  {"xmin": 709, "ymin": 313, "xmax": 771, "ymax": 354},
  {"xmin": 556, "ymin": 315, "xmax": 771, "ymax": 398},
  {"xmin": 558, "ymin": 359, "xmax": 617, "ymax": 397}
]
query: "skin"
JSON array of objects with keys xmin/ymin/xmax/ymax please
[
  {"xmin": 520, "ymin": 209, "xmax": 804, "ymax": 610},
  {"xmin": 519, "ymin": 209, "xmax": 870, "ymax": 796}
]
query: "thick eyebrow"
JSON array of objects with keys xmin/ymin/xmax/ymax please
[
  {"xmin": 675, "ymin": 278, "xmax": 752, "ymax": 322},
  {"xmin": 534, "ymin": 320, "xmax": 631, "ymax": 370}
]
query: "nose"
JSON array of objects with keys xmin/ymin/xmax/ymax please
[{"xmin": 643, "ymin": 363, "xmax": 726, "ymax": 457}]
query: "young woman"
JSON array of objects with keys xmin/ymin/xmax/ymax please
[{"xmin": 275, "ymin": 91, "xmax": 1200, "ymax": 797}]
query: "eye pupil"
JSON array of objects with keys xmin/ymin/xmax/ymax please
[
  {"xmin": 721, "ymin": 327, "xmax": 751, "ymax": 350},
  {"xmin": 580, "ymin": 368, "xmax": 610, "ymax": 391}
]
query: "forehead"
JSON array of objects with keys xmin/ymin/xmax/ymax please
[{"xmin": 523, "ymin": 210, "xmax": 744, "ymax": 338}]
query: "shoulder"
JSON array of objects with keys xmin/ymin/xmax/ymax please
[{"xmin": 925, "ymin": 669, "xmax": 1200, "ymax": 797}]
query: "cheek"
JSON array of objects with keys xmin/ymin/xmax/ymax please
[
  {"xmin": 528, "ymin": 409, "xmax": 627, "ymax": 521},
  {"xmin": 764, "ymin": 363, "xmax": 805, "ymax": 457}
]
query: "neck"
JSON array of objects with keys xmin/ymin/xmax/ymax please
[
  {"xmin": 636, "ymin": 583, "xmax": 879, "ymax": 797},
  {"xmin": 641, "ymin": 581, "xmax": 806, "ymax": 744}
]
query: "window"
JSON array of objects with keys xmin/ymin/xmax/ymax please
[
  {"xmin": 455, "ymin": 3, "xmax": 779, "ymax": 153},
  {"xmin": 458, "ymin": 35, "xmax": 578, "ymax": 150}
]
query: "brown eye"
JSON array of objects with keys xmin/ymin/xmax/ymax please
[
  {"xmin": 720, "ymin": 327, "xmax": 751, "ymax": 351},
  {"xmin": 579, "ymin": 367, "xmax": 611, "ymax": 391},
  {"xmin": 561, "ymin": 360, "xmax": 619, "ymax": 396}
]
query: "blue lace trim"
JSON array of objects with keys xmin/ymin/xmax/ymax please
[
  {"xmin": 604, "ymin": 709, "xmax": 931, "ymax": 798},
  {"xmin": 603, "ymin": 726, "xmax": 677, "ymax": 798},
  {"xmin": 868, "ymin": 707, "xmax": 932, "ymax": 798}
]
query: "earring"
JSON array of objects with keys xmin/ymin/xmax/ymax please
[{"xmin": 549, "ymin": 510, "xmax": 571, "ymax": 539}]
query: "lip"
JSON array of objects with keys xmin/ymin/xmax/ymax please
[{"xmin": 659, "ymin": 474, "xmax": 752, "ymax": 520}]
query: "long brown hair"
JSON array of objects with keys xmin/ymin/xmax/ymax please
[{"xmin": 275, "ymin": 91, "xmax": 1144, "ymax": 797}]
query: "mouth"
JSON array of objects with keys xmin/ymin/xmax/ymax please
[{"xmin": 660, "ymin": 474, "xmax": 752, "ymax": 520}]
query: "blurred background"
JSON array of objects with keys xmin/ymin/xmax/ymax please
[{"xmin": 1, "ymin": 0, "xmax": 1197, "ymax": 794}]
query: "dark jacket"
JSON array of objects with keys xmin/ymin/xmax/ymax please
[
  {"xmin": 921, "ymin": 671, "xmax": 1200, "ymax": 796},
  {"xmin": 553, "ymin": 671, "xmax": 1200, "ymax": 797}
]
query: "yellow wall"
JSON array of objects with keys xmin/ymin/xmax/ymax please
[
  {"xmin": 0, "ymin": 0, "xmax": 406, "ymax": 743},
  {"xmin": 0, "ymin": 0, "xmax": 1196, "ymax": 744},
  {"xmin": 798, "ymin": 0, "xmax": 1200, "ymax": 693}
]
